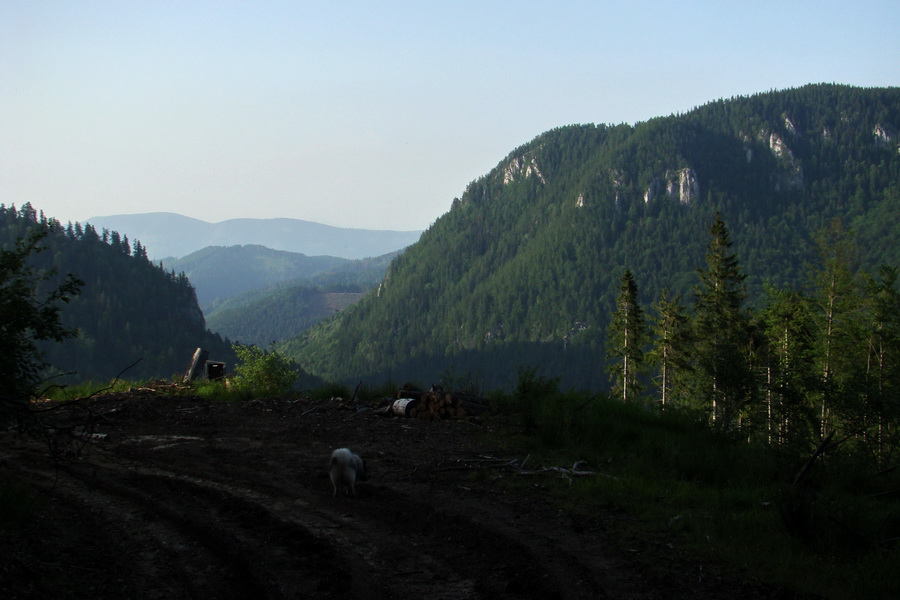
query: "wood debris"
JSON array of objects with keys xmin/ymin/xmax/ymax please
[
  {"xmin": 438, "ymin": 454, "xmax": 610, "ymax": 480},
  {"xmin": 384, "ymin": 388, "xmax": 490, "ymax": 420}
]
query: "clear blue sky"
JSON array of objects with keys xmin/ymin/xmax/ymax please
[{"xmin": 2, "ymin": 1, "xmax": 898, "ymax": 231}]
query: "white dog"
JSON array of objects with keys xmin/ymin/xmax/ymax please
[{"xmin": 329, "ymin": 448, "xmax": 367, "ymax": 497}]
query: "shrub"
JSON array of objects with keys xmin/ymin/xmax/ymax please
[{"xmin": 231, "ymin": 343, "xmax": 299, "ymax": 397}]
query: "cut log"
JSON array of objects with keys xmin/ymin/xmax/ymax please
[{"xmin": 392, "ymin": 398, "xmax": 420, "ymax": 417}]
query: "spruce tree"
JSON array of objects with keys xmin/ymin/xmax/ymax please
[
  {"xmin": 693, "ymin": 214, "xmax": 753, "ymax": 430},
  {"xmin": 861, "ymin": 266, "xmax": 900, "ymax": 462},
  {"xmin": 607, "ymin": 270, "xmax": 647, "ymax": 403},
  {"xmin": 758, "ymin": 286, "xmax": 817, "ymax": 446},
  {"xmin": 809, "ymin": 219, "xmax": 860, "ymax": 439},
  {"xmin": 647, "ymin": 289, "xmax": 693, "ymax": 408}
]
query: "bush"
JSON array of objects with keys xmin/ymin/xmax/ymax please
[
  {"xmin": 231, "ymin": 344, "xmax": 299, "ymax": 397},
  {"xmin": 0, "ymin": 227, "xmax": 81, "ymax": 424}
]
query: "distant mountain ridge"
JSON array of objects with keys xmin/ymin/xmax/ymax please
[
  {"xmin": 164, "ymin": 244, "xmax": 396, "ymax": 344},
  {"xmin": 165, "ymin": 245, "xmax": 349, "ymax": 305},
  {"xmin": 85, "ymin": 212, "xmax": 423, "ymax": 260},
  {"xmin": 164, "ymin": 243, "xmax": 396, "ymax": 306}
]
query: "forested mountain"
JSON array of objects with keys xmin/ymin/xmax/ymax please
[
  {"xmin": 205, "ymin": 287, "xmax": 366, "ymax": 348},
  {"xmin": 0, "ymin": 204, "xmax": 235, "ymax": 384},
  {"xmin": 202, "ymin": 251, "xmax": 396, "ymax": 346},
  {"xmin": 282, "ymin": 84, "xmax": 900, "ymax": 393},
  {"xmin": 164, "ymin": 245, "xmax": 349, "ymax": 306},
  {"xmin": 87, "ymin": 212, "xmax": 423, "ymax": 260},
  {"xmin": 166, "ymin": 244, "xmax": 396, "ymax": 307}
]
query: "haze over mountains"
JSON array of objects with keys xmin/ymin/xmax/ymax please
[
  {"xmin": 85, "ymin": 212, "xmax": 424, "ymax": 260},
  {"xmin": 9, "ymin": 84, "xmax": 898, "ymax": 393}
]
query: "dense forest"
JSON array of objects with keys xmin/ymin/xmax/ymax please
[
  {"xmin": 0, "ymin": 203, "xmax": 235, "ymax": 384},
  {"xmin": 205, "ymin": 285, "xmax": 366, "ymax": 348},
  {"xmin": 164, "ymin": 245, "xmax": 351, "ymax": 306},
  {"xmin": 283, "ymin": 84, "xmax": 900, "ymax": 398},
  {"xmin": 187, "ymin": 247, "xmax": 396, "ymax": 345}
]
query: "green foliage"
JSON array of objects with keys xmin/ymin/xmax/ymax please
[
  {"xmin": 285, "ymin": 84, "xmax": 900, "ymax": 393},
  {"xmin": 206, "ymin": 285, "xmax": 367, "ymax": 347},
  {"xmin": 165, "ymin": 244, "xmax": 351, "ymax": 305},
  {"xmin": 646, "ymin": 289, "xmax": 693, "ymax": 407},
  {"xmin": 192, "ymin": 378, "xmax": 253, "ymax": 403},
  {"xmin": 606, "ymin": 270, "xmax": 647, "ymax": 403},
  {"xmin": 493, "ymin": 378, "xmax": 900, "ymax": 599},
  {"xmin": 0, "ymin": 224, "xmax": 81, "ymax": 423},
  {"xmin": 231, "ymin": 343, "xmax": 299, "ymax": 397},
  {"xmin": 0, "ymin": 203, "xmax": 235, "ymax": 384},
  {"xmin": 691, "ymin": 214, "xmax": 753, "ymax": 429}
]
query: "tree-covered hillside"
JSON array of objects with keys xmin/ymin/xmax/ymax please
[
  {"xmin": 0, "ymin": 203, "xmax": 235, "ymax": 384},
  {"xmin": 164, "ymin": 245, "xmax": 350, "ymax": 306},
  {"xmin": 283, "ymin": 84, "xmax": 900, "ymax": 391},
  {"xmin": 203, "ymin": 251, "xmax": 396, "ymax": 346}
]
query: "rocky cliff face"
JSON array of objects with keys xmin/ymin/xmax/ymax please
[
  {"xmin": 874, "ymin": 124, "xmax": 899, "ymax": 153},
  {"xmin": 766, "ymin": 131, "xmax": 804, "ymax": 191},
  {"xmin": 502, "ymin": 154, "xmax": 546, "ymax": 185},
  {"xmin": 644, "ymin": 167, "xmax": 699, "ymax": 204}
]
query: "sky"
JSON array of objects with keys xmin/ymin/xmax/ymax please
[{"xmin": 1, "ymin": 1, "xmax": 898, "ymax": 231}]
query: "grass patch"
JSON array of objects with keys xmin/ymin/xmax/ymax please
[
  {"xmin": 191, "ymin": 379, "xmax": 255, "ymax": 402},
  {"xmin": 489, "ymin": 370, "xmax": 900, "ymax": 599}
]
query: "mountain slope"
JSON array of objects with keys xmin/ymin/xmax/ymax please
[
  {"xmin": 85, "ymin": 213, "xmax": 423, "ymax": 260},
  {"xmin": 166, "ymin": 244, "xmax": 398, "ymax": 307},
  {"xmin": 205, "ymin": 287, "xmax": 366, "ymax": 347},
  {"xmin": 0, "ymin": 204, "xmax": 235, "ymax": 383},
  {"xmin": 282, "ymin": 84, "xmax": 900, "ymax": 391},
  {"xmin": 201, "ymin": 251, "xmax": 396, "ymax": 345},
  {"xmin": 164, "ymin": 245, "xmax": 349, "ymax": 305}
]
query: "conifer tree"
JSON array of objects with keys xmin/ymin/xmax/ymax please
[
  {"xmin": 693, "ymin": 214, "xmax": 753, "ymax": 430},
  {"xmin": 647, "ymin": 289, "xmax": 693, "ymax": 408},
  {"xmin": 607, "ymin": 270, "xmax": 647, "ymax": 403},
  {"xmin": 758, "ymin": 286, "xmax": 816, "ymax": 445},
  {"xmin": 861, "ymin": 265, "xmax": 900, "ymax": 462},
  {"xmin": 809, "ymin": 219, "xmax": 860, "ymax": 439}
]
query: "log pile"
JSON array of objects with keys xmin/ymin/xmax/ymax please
[{"xmin": 390, "ymin": 389, "xmax": 490, "ymax": 420}]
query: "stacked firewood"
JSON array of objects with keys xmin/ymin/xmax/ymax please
[{"xmin": 390, "ymin": 389, "xmax": 489, "ymax": 420}]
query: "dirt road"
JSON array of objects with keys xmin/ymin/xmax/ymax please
[{"xmin": 1, "ymin": 391, "xmax": 803, "ymax": 599}]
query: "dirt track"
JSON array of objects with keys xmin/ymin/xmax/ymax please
[{"xmin": 2, "ymin": 391, "xmax": 806, "ymax": 599}]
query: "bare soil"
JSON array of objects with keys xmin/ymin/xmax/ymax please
[{"xmin": 1, "ymin": 388, "xmax": 814, "ymax": 599}]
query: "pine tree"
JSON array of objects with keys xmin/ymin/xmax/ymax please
[
  {"xmin": 810, "ymin": 219, "xmax": 860, "ymax": 439},
  {"xmin": 758, "ymin": 285, "xmax": 817, "ymax": 445},
  {"xmin": 693, "ymin": 214, "xmax": 753, "ymax": 430},
  {"xmin": 647, "ymin": 289, "xmax": 693, "ymax": 408},
  {"xmin": 861, "ymin": 265, "xmax": 900, "ymax": 463},
  {"xmin": 607, "ymin": 270, "xmax": 647, "ymax": 403}
]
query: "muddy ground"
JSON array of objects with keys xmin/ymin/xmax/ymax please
[{"xmin": 1, "ymin": 388, "xmax": 812, "ymax": 599}]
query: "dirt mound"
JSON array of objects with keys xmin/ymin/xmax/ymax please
[{"xmin": 1, "ymin": 391, "xmax": 805, "ymax": 599}]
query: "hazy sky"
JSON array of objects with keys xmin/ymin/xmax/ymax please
[{"xmin": 2, "ymin": 1, "xmax": 898, "ymax": 231}]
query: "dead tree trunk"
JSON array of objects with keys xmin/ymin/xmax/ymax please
[{"xmin": 183, "ymin": 348, "xmax": 209, "ymax": 383}]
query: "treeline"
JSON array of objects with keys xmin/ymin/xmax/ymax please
[
  {"xmin": 609, "ymin": 214, "xmax": 900, "ymax": 461},
  {"xmin": 0, "ymin": 203, "xmax": 235, "ymax": 383}
]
